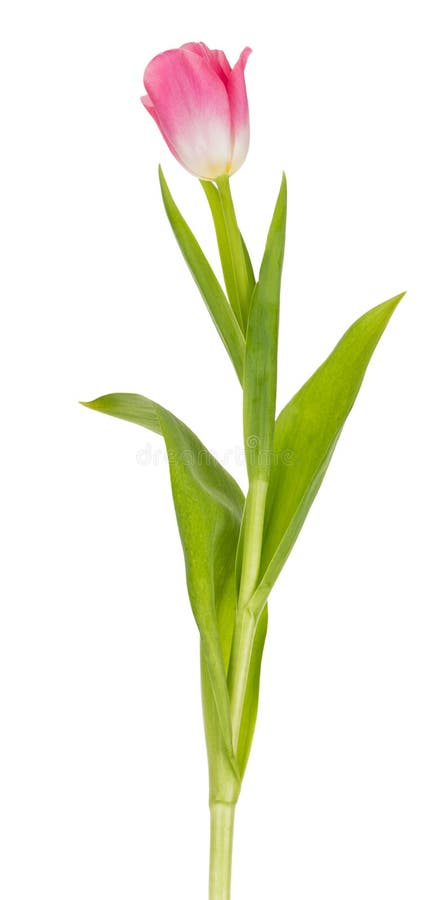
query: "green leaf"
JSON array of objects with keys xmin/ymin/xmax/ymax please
[
  {"xmin": 244, "ymin": 174, "xmax": 287, "ymax": 483},
  {"xmin": 82, "ymin": 392, "xmax": 243, "ymax": 783},
  {"xmin": 81, "ymin": 392, "xmax": 161, "ymax": 433},
  {"xmin": 159, "ymin": 167, "xmax": 244, "ymax": 384},
  {"xmin": 249, "ymin": 292, "xmax": 405, "ymax": 617},
  {"xmin": 83, "ymin": 391, "xmax": 268, "ymax": 791}
]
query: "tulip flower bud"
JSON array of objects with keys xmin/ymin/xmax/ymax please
[{"xmin": 142, "ymin": 42, "xmax": 251, "ymax": 180}]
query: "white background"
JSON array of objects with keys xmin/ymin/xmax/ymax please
[{"xmin": 1, "ymin": 0, "xmax": 437, "ymax": 897}]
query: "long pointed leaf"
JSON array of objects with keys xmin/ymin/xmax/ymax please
[
  {"xmin": 82, "ymin": 392, "xmax": 242, "ymax": 780},
  {"xmin": 81, "ymin": 392, "xmax": 161, "ymax": 433},
  {"xmin": 159, "ymin": 167, "xmax": 244, "ymax": 384},
  {"xmin": 249, "ymin": 292, "xmax": 405, "ymax": 617},
  {"xmin": 244, "ymin": 173, "xmax": 287, "ymax": 483}
]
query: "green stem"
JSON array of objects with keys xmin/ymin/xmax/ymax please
[
  {"xmin": 239, "ymin": 479, "xmax": 268, "ymax": 609},
  {"xmin": 209, "ymin": 802, "xmax": 236, "ymax": 900},
  {"xmin": 200, "ymin": 180, "xmax": 243, "ymax": 330},
  {"xmin": 216, "ymin": 175, "xmax": 252, "ymax": 330}
]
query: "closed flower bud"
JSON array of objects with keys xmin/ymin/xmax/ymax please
[{"xmin": 142, "ymin": 42, "xmax": 251, "ymax": 180}]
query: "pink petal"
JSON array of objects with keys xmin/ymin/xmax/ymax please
[
  {"xmin": 141, "ymin": 92, "xmax": 158, "ymax": 121},
  {"xmin": 209, "ymin": 49, "xmax": 232, "ymax": 84},
  {"xmin": 143, "ymin": 48, "xmax": 232, "ymax": 179},
  {"xmin": 141, "ymin": 94, "xmax": 185, "ymax": 168},
  {"xmin": 180, "ymin": 41, "xmax": 209, "ymax": 58},
  {"xmin": 181, "ymin": 42, "xmax": 232, "ymax": 86},
  {"xmin": 227, "ymin": 47, "xmax": 252, "ymax": 174}
]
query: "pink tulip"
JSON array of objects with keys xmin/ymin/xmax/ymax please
[{"xmin": 142, "ymin": 42, "xmax": 251, "ymax": 180}]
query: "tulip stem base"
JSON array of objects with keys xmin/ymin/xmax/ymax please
[
  {"xmin": 209, "ymin": 802, "xmax": 236, "ymax": 900},
  {"xmin": 227, "ymin": 478, "xmax": 267, "ymax": 753}
]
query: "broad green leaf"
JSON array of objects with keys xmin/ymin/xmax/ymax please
[
  {"xmin": 159, "ymin": 167, "xmax": 244, "ymax": 384},
  {"xmin": 200, "ymin": 179, "xmax": 255, "ymax": 332},
  {"xmin": 249, "ymin": 293, "xmax": 405, "ymax": 617},
  {"xmin": 80, "ymin": 392, "xmax": 161, "ymax": 433},
  {"xmin": 83, "ymin": 392, "xmax": 268, "ymax": 790},
  {"xmin": 244, "ymin": 174, "xmax": 287, "ymax": 483},
  {"xmin": 82, "ymin": 392, "xmax": 242, "ymax": 780}
]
